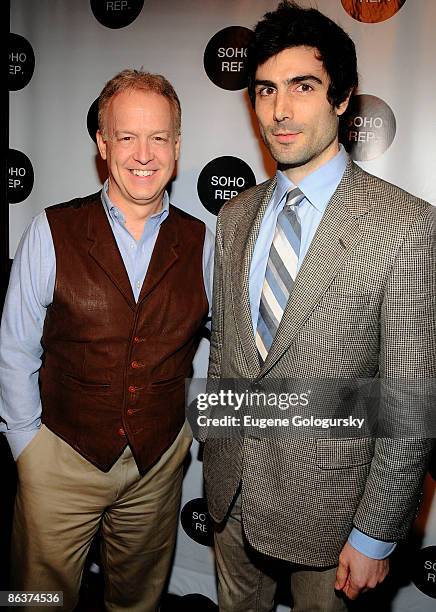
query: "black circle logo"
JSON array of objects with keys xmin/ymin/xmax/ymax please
[
  {"xmin": 429, "ymin": 449, "xmax": 436, "ymax": 483},
  {"xmin": 197, "ymin": 156, "xmax": 256, "ymax": 215},
  {"xmin": 161, "ymin": 594, "xmax": 218, "ymax": 612},
  {"xmin": 180, "ymin": 595, "xmax": 218, "ymax": 611},
  {"xmin": 90, "ymin": 0, "xmax": 144, "ymax": 29},
  {"xmin": 8, "ymin": 149, "xmax": 34, "ymax": 204},
  {"xmin": 341, "ymin": 0, "xmax": 406, "ymax": 23},
  {"xmin": 87, "ymin": 97, "xmax": 100, "ymax": 143},
  {"xmin": 204, "ymin": 26, "xmax": 254, "ymax": 91},
  {"xmin": 9, "ymin": 33, "xmax": 35, "ymax": 91},
  {"xmin": 180, "ymin": 498, "xmax": 214, "ymax": 547},
  {"xmin": 412, "ymin": 546, "xmax": 436, "ymax": 599},
  {"xmin": 340, "ymin": 94, "xmax": 396, "ymax": 162}
]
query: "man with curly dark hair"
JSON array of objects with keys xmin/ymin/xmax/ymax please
[{"xmin": 202, "ymin": 2, "xmax": 435, "ymax": 611}]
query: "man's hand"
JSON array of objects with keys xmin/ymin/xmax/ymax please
[{"xmin": 335, "ymin": 541, "xmax": 389, "ymax": 600}]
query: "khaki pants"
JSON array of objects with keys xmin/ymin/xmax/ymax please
[
  {"xmin": 214, "ymin": 492, "xmax": 350, "ymax": 612},
  {"xmin": 11, "ymin": 424, "xmax": 192, "ymax": 612}
]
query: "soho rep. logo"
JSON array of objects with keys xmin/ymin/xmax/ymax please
[
  {"xmin": 429, "ymin": 450, "xmax": 436, "ymax": 483},
  {"xmin": 87, "ymin": 97, "xmax": 100, "ymax": 143},
  {"xmin": 163, "ymin": 594, "xmax": 218, "ymax": 612},
  {"xmin": 412, "ymin": 546, "xmax": 436, "ymax": 599},
  {"xmin": 91, "ymin": 0, "xmax": 144, "ymax": 29},
  {"xmin": 204, "ymin": 26, "xmax": 254, "ymax": 90},
  {"xmin": 9, "ymin": 33, "xmax": 35, "ymax": 91},
  {"xmin": 341, "ymin": 0, "xmax": 406, "ymax": 23},
  {"xmin": 180, "ymin": 498, "xmax": 214, "ymax": 547},
  {"xmin": 197, "ymin": 156, "xmax": 256, "ymax": 215},
  {"xmin": 8, "ymin": 149, "xmax": 34, "ymax": 204},
  {"xmin": 340, "ymin": 94, "xmax": 396, "ymax": 162},
  {"xmin": 178, "ymin": 595, "xmax": 218, "ymax": 611}
]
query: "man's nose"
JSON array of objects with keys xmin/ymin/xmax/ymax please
[
  {"xmin": 273, "ymin": 91, "xmax": 293, "ymax": 122},
  {"xmin": 133, "ymin": 138, "xmax": 153, "ymax": 164}
]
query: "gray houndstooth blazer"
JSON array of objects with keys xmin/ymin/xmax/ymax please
[{"xmin": 202, "ymin": 160, "xmax": 436, "ymax": 567}]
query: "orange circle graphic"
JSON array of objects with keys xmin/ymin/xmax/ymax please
[{"xmin": 341, "ymin": 0, "xmax": 406, "ymax": 23}]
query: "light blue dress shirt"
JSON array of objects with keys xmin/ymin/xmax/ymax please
[
  {"xmin": 0, "ymin": 182, "xmax": 214, "ymax": 459},
  {"xmin": 249, "ymin": 145, "xmax": 395, "ymax": 560}
]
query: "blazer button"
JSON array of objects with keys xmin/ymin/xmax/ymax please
[
  {"xmin": 133, "ymin": 336, "xmax": 141, "ymax": 343},
  {"xmin": 131, "ymin": 360, "xmax": 140, "ymax": 369},
  {"xmin": 128, "ymin": 385, "xmax": 136, "ymax": 393},
  {"xmin": 118, "ymin": 427, "xmax": 126, "ymax": 436},
  {"xmin": 127, "ymin": 409, "xmax": 134, "ymax": 416},
  {"xmin": 250, "ymin": 382, "xmax": 264, "ymax": 393}
]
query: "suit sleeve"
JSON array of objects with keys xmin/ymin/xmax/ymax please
[
  {"xmin": 191, "ymin": 210, "xmax": 225, "ymax": 443},
  {"xmin": 352, "ymin": 205, "xmax": 436, "ymax": 541},
  {"xmin": 207, "ymin": 208, "xmax": 225, "ymax": 381}
]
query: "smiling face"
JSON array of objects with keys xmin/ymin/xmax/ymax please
[
  {"xmin": 254, "ymin": 46, "xmax": 350, "ymax": 183},
  {"xmin": 97, "ymin": 88, "xmax": 180, "ymax": 219}
]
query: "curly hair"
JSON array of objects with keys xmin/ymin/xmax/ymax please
[{"xmin": 247, "ymin": 1, "xmax": 358, "ymax": 108}]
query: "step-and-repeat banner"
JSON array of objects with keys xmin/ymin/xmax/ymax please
[{"xmin": 8, "ymin": 1, "xmax": 436, "ymax": 610}]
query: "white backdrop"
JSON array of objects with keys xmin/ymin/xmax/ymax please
[{"xmin": 9, "ymin": 1, "xmax": 436, "ymax": 610}]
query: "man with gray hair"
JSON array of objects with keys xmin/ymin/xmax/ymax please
[{"xmin": 0, "ymin": 69, "xmax": 213, "ymax": 611}]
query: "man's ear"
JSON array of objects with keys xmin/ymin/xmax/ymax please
[
  {"xmin": 96, "ymin": 130, "xmax": 107, "ymax": 160},
  {"xmin": 174, "ymin": 134, "xmax": 181, "ymax": 161},
  {"xmin": 336, "ymin": 91, "xmax": 353, "ymax": 117}
]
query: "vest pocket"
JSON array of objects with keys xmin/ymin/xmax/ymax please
[
  {"xmin": 150, "ymin": 374, "xmax": 185, "ymax": 391},
  {"xmin": 61, "ymin": 372, "xmax": 111, "ymax": 394}
]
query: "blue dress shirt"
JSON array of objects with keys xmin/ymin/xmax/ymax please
[
  {"xmin": 249, "ymin": 145, "xmax": 395, "ymax": 560},
  {"xmin": 0, "ymin": 182, "xmax": 214, "ymax": 458}
]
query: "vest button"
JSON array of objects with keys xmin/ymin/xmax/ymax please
[
  {"xmin": 118, "ymin": 427, "xmax": 126, "ymax": 436},
  {"xmin": 128, "ymin": 385, "xmax": 136, "ymax": 393},
  {"xmin": 131, "ymin": 360, "xmax": 140, "ymax": 368},
  {"xmin": 127, "ymin": 409, "xmax": 134, "ymax": 416},
  {"xmin": 133, "ymin": 336, "xmax": 141, "ymax": 343}
]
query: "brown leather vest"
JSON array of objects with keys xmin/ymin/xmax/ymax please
[{"xmin": 40, "ymin": 193, "xmax": 208, "ymax": 474}]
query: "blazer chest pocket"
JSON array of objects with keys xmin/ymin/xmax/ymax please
[
  {"xmin": 319, "ymin": 292, "xmax": 372, "ymax": 311},
  {"xmin": 316, "ymin": 438, "xmax": 375, "ymax": 469},
  {"xmin": 312, "ymin": 292, "xmax": 375, "ymax": 333}
]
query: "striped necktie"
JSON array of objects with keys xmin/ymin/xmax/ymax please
[{"xmin": 255, "ymin": 186, "xmax": 304, "ymax": 362}]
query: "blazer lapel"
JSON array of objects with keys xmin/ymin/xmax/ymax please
[
  {"xmin": 230, "ymin": 179, "xmax": 277, "ymax": 374},
  {"xmin": 261, "ymin": 161, "xmax": 371, "ymax": 375},
  {"xmin": 87, "ymin": 198, "xmax": 136, "ymax": 310}
]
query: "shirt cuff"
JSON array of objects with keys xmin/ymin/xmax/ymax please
[
  {"xmin": 3, "ymin": 428, "xmax": 40, "ymax": 461},
  {"xmin": 348, "ymin": 528, "xmax": 396, "ymax": 559}
]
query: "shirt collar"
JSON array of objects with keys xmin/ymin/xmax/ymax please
[
  {"xmin": 275, "ymin": 144, "xmax": 349, "ymax": 213},
  {"xmin": 100, "ymin": 179, "xmax": 170, "ymax": 226}
]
